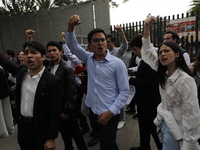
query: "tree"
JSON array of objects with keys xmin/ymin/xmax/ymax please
[
  {"xmin": 189, "ymin": 0, "xmax": 200, "ymax": 15},
  {"xmin": 2, "ymin": 0, "xmax": 129, "ymax": 14},
  {"xmin": 35, "ymin": 0, "xmax": 55, "ymax": 9},
  {"xmin": 54, "ymin": 0, "xmax": 129, "ymax": 8},
  {"xmin": 109, "ymin": 0, "xmax": 129, "ymax": 8},
  {"xmin": 0, "ymin": 7, "xmax": 9, "ymax": 15},
  {"xmin": 54, "ymin": 0, "xmax": 77, "ymax": 6},
  {"xmin": 2, "ymin": 0, "xmax": 37, "ymax": 14}
]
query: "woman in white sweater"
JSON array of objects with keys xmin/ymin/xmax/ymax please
[{"xmin": 141, "ymin": 16, "xmax": 200, "ymax": 150}]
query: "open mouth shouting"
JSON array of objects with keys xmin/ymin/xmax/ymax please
[
  {"xmin": 161, "ymin": 57, "xmax": 167, "ymax": 63},
  {"xmin": 27, "ymin": 60, "xmax": 34, "ymax": 66},
  {"xmin": 50, "ymin": 56, "xmax": 55, "ymax": 60},
  {"xmin": 98, "ymin": 47, "xmax": 104, "ymax": 53}
]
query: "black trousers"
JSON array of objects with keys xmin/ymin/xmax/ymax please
[
  {"xmin": 89, "ymin": 110, "xmax": 120, "ymax": 150},
  {"xmin": 18, "ymin": 119, "xmax": 45, "ymax": 150},
  {"xmin": 60, "ymin": 114, "xmax": 87, "ymax": 150},
  {"xmin": 137, "ymin": 104, "xmax": 162, "ymax": 150}
]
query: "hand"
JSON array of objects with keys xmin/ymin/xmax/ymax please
[
  {"xmin": 114, "ymin": 25, "xmax": 123, "ymax": 33},
  {"xmin": 143, "ymin": 16, "xmax": 155, "ymax": 38},
  {"xmin": 61, "ymin": 32, "xmax": 65, "ymax": 41},
  {"xmin": 130, "ymin": 76, "xmax": 136, "ymax": 78},
  {"xmin": 60, "ymin": 113, "xmax": 69, "ymax": 120},
  {"xmin": 189, "ymin": 66, "xmax": 194, "ymax": 73},
  {"xmin": 25, "ymin": 29, "xmax": 35, "ymax": 38},
  {"xmin": 128, "ymin": 76, "xmax": 136, "ymax": 80},
  {"xmin": 67, "ymin": 14, "xmax": 81, "ymax": 32},
  {"xmin": 97, "ymin": 111, "xmax": 113, "ymax": 125},
  {"xmin": 44, "ymin": 139, "xmax": 55, "ymax": 150},
  {"xmin": 144, "ymin": 16, "xmax": 155, "ymax": 26}
]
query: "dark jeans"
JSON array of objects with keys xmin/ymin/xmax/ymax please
[
  {"xmin": 89, "ymin": 110, "xmax": 120, "ymax": 150},
  {"xmin": 129, "ymin": 96, "xmax": 136, "ymax": 112},
  {"xmin": 137, "ymin": 105, "xmax": 162, "ymax": 150},
  {"xmin": 60, "ymin": 114, "xmax": 87, "ymax": 150}
]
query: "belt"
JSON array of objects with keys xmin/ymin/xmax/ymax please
[{"xmin": 21, "ymin": 116, "xmax": 34, "ymax": 122}]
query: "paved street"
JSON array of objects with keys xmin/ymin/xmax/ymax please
[{"xmin": 0, "ymin": 114, "xmax": 157, "ymax": 150}]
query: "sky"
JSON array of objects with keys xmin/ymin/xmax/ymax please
[{"xmin": 109, "ymin": 0, "xmax": 192, "ymax": 25}]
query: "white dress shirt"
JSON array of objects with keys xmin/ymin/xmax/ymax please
[{"xmin": 20, "ymin": 67, "xmax": 45, "ymax": 117}]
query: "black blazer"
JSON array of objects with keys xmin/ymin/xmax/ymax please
[
  {"xmin": 0, "ymin": 68, "xmax": 10, "ymax": 99},
  {"xmin": 0, "ymin": 53, "xmax": 63, "ymax": 140},
  {"xmin": 129, "ymin": 60, "xmax": 161, "ymax": 109},
  {"xmin": 48, "ymin": 59, "xmax": 77, "ymax": 115},
  {"xmin": 128, "ymin": 53, "xmax": 138, "ymax": 76}
]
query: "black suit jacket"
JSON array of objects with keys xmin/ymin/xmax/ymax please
[
  {"xmin": 128, "ymin": 52, "xmax": 138, "ymax": 76},
  {"xmin": 48, "ymin": 59, "xmax": 77, "ymax": 115},
  {"xmin": 0, "ymin": 53, "xmax": 63, "ymax": 140},
  {"xmin": 0, "ymin": 68, "xmax": 10, "ymax": 99},
  {"xmin": 129, "ymin": 60, "xmax": 161, "ymax": 110}
]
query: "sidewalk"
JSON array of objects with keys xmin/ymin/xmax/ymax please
[{"xmin": 0, "ymin": 114, "xmax": 157, "ymax": 150}]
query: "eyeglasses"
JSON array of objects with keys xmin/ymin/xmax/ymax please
[
  {"xmin": 92, "ymin": 38, "xmax": 106, "ymax": 43},
  {"xmin": 47, "ymin": 49, "xmax": 57, "ymax": 53}
]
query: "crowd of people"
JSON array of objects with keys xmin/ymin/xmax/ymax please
[{"xmin": 0, "ymin": 14, "xmax": 200, "ymax": 150}]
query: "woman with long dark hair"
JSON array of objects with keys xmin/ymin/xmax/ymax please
[
  {"xmin": 16, "ymin": 50, "xmax": 25, "ymax": 65},
  {"xmin": 141, "ymin": 16, "xmax": 200, "ymax": 150}
]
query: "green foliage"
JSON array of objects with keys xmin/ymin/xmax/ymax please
[
  {"xmin": 189, "ymin": 0, "xmax": 200, "ymax": 16},
  {"xmin": 109, "ymin": 0, "xmax": 129, "ymax": 8},
  {"xmin": 1, "ymin": 0, "xmax": 129, "ymax": 14},
  {"xmin": 35, "ymin": 0, "xmax": 54, "ymax": 9},
  {"xmin": 54, "ymin": 0, "xmax": 129, "ymax": 8},
  {"xmin": 2, "ymin": 0, "xmax": 37, "ymax": 14},
  {"xmin": 0, "ymin": 7, "xmax": 9, "ymax": 15},
  {"xmin": 54, "ymin": 0, "xmax": 78, "ymax": 6}
]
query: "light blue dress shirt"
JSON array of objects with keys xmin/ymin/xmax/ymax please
[{"xmin": 65, "ymin": 31, "xmax": 130, "ymax": 115}]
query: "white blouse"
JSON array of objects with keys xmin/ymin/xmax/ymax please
[{"xmin": 141, "ymin": 37, "xmax": 200, "ymax": 150}]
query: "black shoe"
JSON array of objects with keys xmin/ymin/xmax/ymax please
[
  {"xmin": 89, "ymin": 130, "xmax": 96, "ymax": 137},
  {"xmin": 125, "ymin": 108, "xmax": 136, "ymax": 115},
  {"xmin": 132, "ymin": 114, "xmax": 138, "ymax": 119},
  {"xmin": 130, "ymin": 147, "xmax": 140, "ymax": 150},
  {"xmin": 87, "ymin": 135, "xmax": 100, "ymax": 147},
  {"xmin": 81, "ymin": 127, "xmax": 90, "ymax": 135}
]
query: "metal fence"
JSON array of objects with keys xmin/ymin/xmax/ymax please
[{"xmin": 110, "ymin": 11, "xmax": 200, "ymax": 62}]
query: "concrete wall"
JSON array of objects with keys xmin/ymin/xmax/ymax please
[{"xmin": 0, "ymin": 0, "xmax": 110, "ymax": 54}]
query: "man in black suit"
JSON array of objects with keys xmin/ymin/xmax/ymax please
[
  {"xmin": 128, "ymin": 34, "xmax": 162, "ymax": 150},
  {"xmin": 46, "ymin": 41, "xmax": 87, "ymax": 150},
  {"xmin": 0, "ymin": 41, "xmax": 63, "ymax": 150}
]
